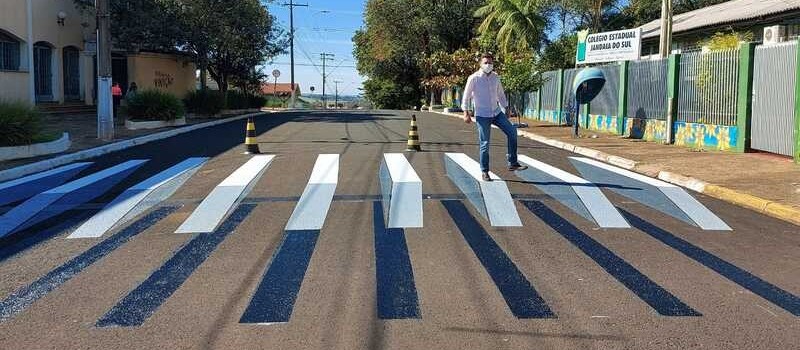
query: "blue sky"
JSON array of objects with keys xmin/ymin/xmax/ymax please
[{"xmin": 263, "ymin": 0, "xmax": 365, "ymax": 97}]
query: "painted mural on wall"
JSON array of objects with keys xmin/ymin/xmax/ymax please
[
  {"xmin": 624, "ymin": 117, "xmax": 667, "ymax": 141},
  {"xmin": 538, "ymin": 110, "xmax": 562, "ymax": 124},
  {"xmin": 674, "ymin": 121, "xmax": 737, "ymax": 151},
  {"xmin": 587, "ymin": 114, "xmax": 619, "ymax": 134},
  {"xmin": 441, "ymin": 86, "xmax": 463, "ymax": 108}
]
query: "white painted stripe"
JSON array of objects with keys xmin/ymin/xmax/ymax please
[
  {"xmin": 570, "ymin": 157, "xmax": 676, "ymax": 188},
  {"xmin": 68, "ymin": 158, "xmax": 208, "ymax": 239},
  {"xmin": 444, "ymin": 153, "xmax": 521, "ymax": 227},
  {"xmin": 0, "ymin": 162, "xmax": 91, "ymax": 191},
  {"xmin": 219, "ymin": 156, "xmax": 275, "ymax": 187},
  {"xmin": 518, "ymin": 155, "xmax": 629, "ymax": 228},
  {"xmin": 307, "ymin": 154, "xmax": 339, "ymax": 184},
  {"xmin": 176, "ymin": 155, "xmax": 275, "ymax": 233},
  {"xmin": 128, "ymin": 158, "xmax": 207, "ymax": 191},
  {"xmin": 444, "ymin": 153, "xmax": 501, "ymax": 181},
  {"xmin": 571, "ymin": 156, "xmax": 730, "ymax": 231},
  {"xmin": 382, "ymin": 153, "xmax": 423, "ymax": 228},
  {"xmin": 284, "ymin": 154, "xmax": 339, "ymax": 231},
  {"xmin": 518, "ymin": 155, "xmax": 588, "ymax": 184},
  {"xmin": 383, "ymin": 153, "xmax": 421, "ymax": 183},
  {"xmin": 45, "ymin": 160, "xmax": 149, "ymax": 194}
]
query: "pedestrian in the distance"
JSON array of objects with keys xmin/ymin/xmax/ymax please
[
  {"xmin": 111, "ymin": 82, "xmax": 123, "ymax": 117},
  {"xmin": 461, "ymin": 53, "xmax": 528, "ymax": 181},
  {"xmin": 126, "ymin": 82, "xmax": 138, "ymax": 100}
]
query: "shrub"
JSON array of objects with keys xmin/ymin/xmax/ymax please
[
  {"xmin": 124, "ymin": 90, "xmax": 185, "ymax": 121},
  {"xmin": 226, "ymin": 90, "xmax": 266, "ymax": 109},
  {"xmin": 0, "ymin": 100, "xmax": 43, "ymax": 147},
  {"xmin": 184, "ymin": 90, "xmax": 225, "ymax": 115}
]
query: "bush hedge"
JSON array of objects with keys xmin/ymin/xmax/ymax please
[
  {"xmin": 184, "ymin": 90, "xmax": 226, "ymax": 116},
  {"xmin": 0, "ymin": 101, "xmax": 44, "ymax": 147},
  {"xmin": 185, "ymin": 90, "xmax": 266, "ymax": 115},
  {"xmin": 125, "ymin": 90, "xmax": 185, "ymax": 121},
  {"xmin": 226, "ymin": 91, "xmax": 266, "ymax": 110}
]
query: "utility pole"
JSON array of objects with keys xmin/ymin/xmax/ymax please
[
  {"xmin": 659, "ymin": 0, "xmax": 673, "ymax": 58},
  {"xmin": 320, "ymin": 53, "xmax": 335, "ymax": 109},
  {"xmin": 96, "ymin": 0, "xmax": 114, "ymax": 140},
  {"xmin": 334, "ymin": 80, "xmax": 342, "ymax": 109},
  {"xmin": 283, "ymin": 0, "xmax": 308, "ymax": 109}
]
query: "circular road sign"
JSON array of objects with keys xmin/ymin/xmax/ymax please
[
  {"xmin": 272, "ymin": 69, "xmax": 281, "ymax": 78},
  {"xmin": 310, "ymin": 86, "xmax": 315, "ymax": 92}
]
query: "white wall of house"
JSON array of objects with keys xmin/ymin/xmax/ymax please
[{"xmin": 0, "ymin": 0, "xmax": 95, "ymax": 105}]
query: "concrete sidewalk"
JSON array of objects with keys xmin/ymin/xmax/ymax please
[{"xmin": 432, "ymin": 110, "xmax": 800, "ymax": 226}]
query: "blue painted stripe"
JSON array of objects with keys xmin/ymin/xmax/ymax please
[
  {"xmin": 0, "ymin": 206, "xmax": 178, "ymax": 322},
  {"xmin": 0, "ymin": 162, "xmax": 92, "ymax": 207},
  {"xmin": 622, "ymin": 210, "xmax": 800, "ymax": 316},
  {"xmin": 96, "ymin": 204, "xmax": 255, "ymax": 327},
  {"xmin": 0, "ymin": 160, "xmax": 147, "ymax": 238},
  {"xmin": 441, "ymin": 200, "xmax": 555, "ymax": 319},
  {"xmin": 373, "ymin": 201, "xmax": 420, "ymax": 319},
  {"xmin": 523, "ymin": 201, "xmax": 701, "ymax": 316},
  {"xmin": 0, "ymin": 210, "xmax": 95, "ymax": 263},
  {"xmin": 239, "ymin": 229, "xmax": 320, "ymax": 324}
]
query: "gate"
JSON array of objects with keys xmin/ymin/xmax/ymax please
[{"xmin": 751, "ymin": 42, "xmax": 797, "ymax": 156}]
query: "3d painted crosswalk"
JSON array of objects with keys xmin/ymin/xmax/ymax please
[
  {"xmin": 444, "ymin": 152, "xmax": 522, "ymax": 227},
  {"xmin": 175, "ymin": 155, "xmax": 274, "ymax": 233},
  {"xmin": 0, "ymin": 162, "xmax": 92, "ymax": 207},
  {"xmin": 570, "ymin": 157, "xmax": 731, "ymax": 231},
  {"xmin": 0, "ymin": 160, "xmax": 147, "ymax": 239},
  {"xmin": 516, "ymin": 155, "xmax": 629, "ymax": 228},
  {"xmin": 4, "ymin": 151, "xmax": 794, "ymax": 329},
  {"xmin": 241, "ymin": 154, "xmax": 339, "ymax": 324},
  {"xmin": 68, "ymin": 158, "xmax": 207, "ymax": 239}
]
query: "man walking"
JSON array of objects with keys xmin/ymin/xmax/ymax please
[{"xmin": 461, "ymin": 53, "xmax": 527, "ymax": 181}]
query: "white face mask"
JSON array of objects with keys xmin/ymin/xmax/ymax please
[{"xmin": 481, "ymin": 63, "xmax": 493, "ymax": 74}]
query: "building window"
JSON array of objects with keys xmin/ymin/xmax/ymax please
[{"xmin": 0, "ymin": 32, "xmax": 21, "ymax": 71}]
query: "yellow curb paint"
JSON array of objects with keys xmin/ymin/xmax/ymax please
[
  {"xmin": 704, "ymin": 185, "xmax": 771, "ymax": 212},
  {"xmin": 764, "ymin": 202, "xmax": 800, "ymax": 226}
]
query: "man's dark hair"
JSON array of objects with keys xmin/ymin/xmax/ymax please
[{"xmin": 481, "ymin": 53, "xmax": 494, "ymax": 61}]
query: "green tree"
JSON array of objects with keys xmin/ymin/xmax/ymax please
[
  {"xmin": 180, "ymin": 0, "xmax": 285, "ymax": 94},
  {"xmin": 354, "ymin": 0, "xmax": 487, "ymax": 108},
  {"xmin": 74, "ymin": 0, "xmax": 285, "ymax": 94},
  {"xmin": 474, "ymin": 0, "xmax": 549, "ymax": 56},
  {"xmin": 538, "ymin": 34, "xmax": 577, "ymax": 71}
]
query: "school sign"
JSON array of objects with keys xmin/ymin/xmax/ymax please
[{"xmin": 576, "ymin": 28, "xmax": 641, "ymax": 64}]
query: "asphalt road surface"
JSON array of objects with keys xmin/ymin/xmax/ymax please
[{"xmin": 0, "ymin": 110, "xmax": 798, "ymax": 350}]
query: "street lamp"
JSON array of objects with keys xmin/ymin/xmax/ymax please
[{"xmin": 57, "ymin": 11, "xmax": 67, "ymax": 26}]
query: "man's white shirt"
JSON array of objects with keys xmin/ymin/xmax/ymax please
[{"xmin": 461, "ymin": 70, "xmax": 508, "ymax": 118}]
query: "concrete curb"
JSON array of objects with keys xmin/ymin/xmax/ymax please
[
  {"xmin": 429, "ymin": 110, "xmax": 800, "ymax": 227},
  {"xmin": 0, "ymin": 111, "xmax": 274, "ymax": 183},
  {"xmin": 0, "ymin": 132, "xmax": 71, "ymax": 161}
]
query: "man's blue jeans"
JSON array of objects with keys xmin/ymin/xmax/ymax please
[{"xmin": 475, "ymin": 112, "xmax": 519, "ymax": 172}]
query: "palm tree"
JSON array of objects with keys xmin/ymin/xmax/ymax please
[{"xmin": 474, "ymin": 0, "xmax": 549, "ymax": 56}]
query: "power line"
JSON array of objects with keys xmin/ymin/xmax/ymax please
[
  {"xmin": 320, "ymin": 53, "xmax": 335, "ymax": 108},
  {"xmin": 281, "ymin": 0, "xmax": 308, "ymax": 108}
]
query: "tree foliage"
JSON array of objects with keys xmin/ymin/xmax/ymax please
[
  {"xmin": 475, "ymin": 0, "xmax": 549, "ymax": 56},
  {"xmin": 73, "ymin": 0, "xmax": 285, "ymax": 94},
  {"xmin": 354, "ymin": 0, "xmax": 486, "ymax": 108}
]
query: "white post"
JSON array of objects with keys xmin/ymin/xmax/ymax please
[
  {"xmin": 26, "ymin": 0, "xmax": 35, "ymax": 104},
  {"xmin": 96, "ymin": 0, "xmax": 114, "ymax": 140}
]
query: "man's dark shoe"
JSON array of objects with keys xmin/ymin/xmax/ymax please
[
  {"xmin": 508, "ymin": 164, "xmax": 528, "ymax": 171},
  {"xmin": 481, "ymin": 172, "xmax": 492, "ymax": 181}
]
